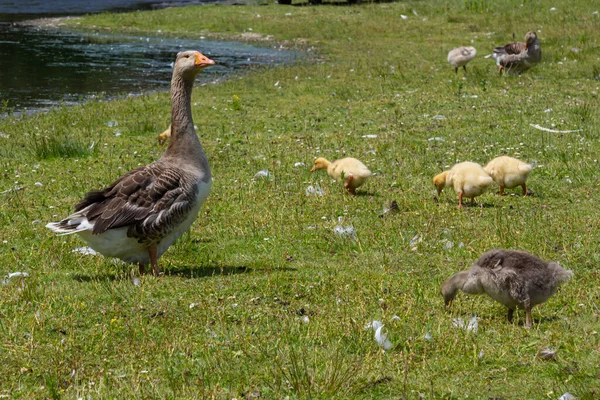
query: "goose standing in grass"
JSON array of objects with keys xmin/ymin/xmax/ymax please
[
  {"xmin": 441, "ymin": 249, "xmax": 573, "ymax": 328},
  {"xmin": 433, "ymin": 162, "xmax": 493, "ymax": 207},
  {"xmin": 447, "ymin": 46, "xmax": 477, "ymax": 74},
  {"xmin": 47, "ymin": 50, "xmax": 215, "ymax": 277},
  {"xmin": 492, "ymin": 31, "xmax": 541, "ymax": 75},
  {"xmin": 158, "ymin": 124, "xmax": 171, "ymax": 145},
  {"xmin": 484, "ymin": 156, "xmax": 532, "ymax": 195},
  {"xmin": 311, "ymin": 157, "xmax": 371, "ymax": 195}
]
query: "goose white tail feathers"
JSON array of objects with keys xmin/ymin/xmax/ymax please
[{"xmin": 46, "ymin": 212, "xmax": 94, "ymax": 235}]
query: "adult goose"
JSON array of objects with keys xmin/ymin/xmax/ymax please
[
  {"xmin": 47, "ymin": 50, "xmax": 215, "ymax": 277},
  {"xmin": 441, "ymin": 249, "xmax": 573, "ymax": 327},
  {"xmin": 492, "ymin": 31, "xmax": 541, "ymax": 75}
]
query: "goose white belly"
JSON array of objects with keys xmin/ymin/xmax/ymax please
[{"xmin": 77, "ymin": 180, "xmax": 211, "ymax": 264}]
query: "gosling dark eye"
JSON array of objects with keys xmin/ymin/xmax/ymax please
[{"xmin": 184, "ymin": 54, "xmax": 190, "ymax": 58}]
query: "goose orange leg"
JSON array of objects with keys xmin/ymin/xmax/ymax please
[
  {"xmin": 148, "ymin": 247, "xmax": 160, "ymax": 276},
  {"xmin": 498, "ymin": 65, "xmax": 504, "ymax": 75},
  {"xmin": 458, "ymin": 192, "xmax": 463, "ymax": 208}
]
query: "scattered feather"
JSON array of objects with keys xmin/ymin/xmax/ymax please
[
  {"xmin": 72, "ymin": 247, "xmax": 98, "ymax": 256},
  {"xmin": 305, "ymin": 185, "xmax": 324, "ymax": 196},
  {"xmin": 428, "ymin": 137, "xmax": 445, "ymax": 142},
  {"xmin": 558, "ymin": 393, "xmax": 576, "ymax": 400},
  {"xmin": 432, "ymin": 115, "xmax": 446, "ymax": 120},
  {"xmin": 400, "ymin": 14, "xmax": 408, "ymax": 19},
  {"xmin": 294, "ymin": 161, "xmax": 306, "ymax": 168},
  {"xmin": 362, "ymin": 134, "xmax": 378, "ymax": 139},
  {"xmin": 379, "ymin": 200, "xmax": 399, "ymax": 218},
  {"xmin": 0, "ymin": 132, "xmax": 9, "ymax": 139},
  {"xmin": 530, "ymin": 124, "xmax": 582, "ymax": 133},
  {"xmin": 374, "ymin": 324, "xmax": 393, "ymax": 350},
  {"xmin": 107, "ymin": 120, "xmax": 118, "ymax": 127},
  {"xmin": 537, "ymin": 347, "xmax": 557, "ymax": 361},
  {"xmin": 452, "ymin": 316, "xmax": 479, "ymax": 332},
  {"xmin": 409, "ymin": 234, "xmax": 422, "ymax": 248},
  {"xmin": 334, "ymin": 225, "xmax": 356, "ymax": 238},
  {"xmin": 132, "ymin": 277, "xmax": 141, "ymax": 287},
  {"xmin": 34, "ymin": 182, "xmax": 43, "ymax": 187},
  {"xmin": 253, "ymin": 170, "xmax": 271, "ymax": 179},
  {"xmin": 424, "ymin": 332, "xmax": 432, "ymax": 341},
  {"xmin": 301, "ymin": 315, "xmax": 310, "ymax": 323},
  {"xmin": 3, "ymin": 271, "xmax": 29, "ymax": 285},
  {"xmin": 391, "ymin": 315, "xmax": 401, "ymax": 321}
]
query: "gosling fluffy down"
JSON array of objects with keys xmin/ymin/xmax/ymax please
[
  {"xmin": 441, "ymin": 249, "xmax": 573, "ymax": 327},
  {"xmin": 484, "ymin": 156, "xmax": 532, "ymax": 195},
  {"xmin": 311, "ymin": 157, "xmax": 372, "ymax": 195},
  {"xmin": 433, "ymin": 162, "xmax": 493, "ymax": 207},
  {"xmin": 447, "ymin": 46, "xmax": 477, "ymax": 74}
]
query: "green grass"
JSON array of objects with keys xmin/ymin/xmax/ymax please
[{"xmin": 2, "ymin": 0, "xmax": 600, "ymax": 398}]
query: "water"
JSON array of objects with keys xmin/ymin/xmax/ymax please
[
  {"xmin": 0, "ymin": 1, "xmax": 297, "ymax": 117},
  {"xmin": 0, "ymin": 0, "xmax": 214, "ymax": 17}
]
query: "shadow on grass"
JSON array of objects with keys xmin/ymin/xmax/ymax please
[{"xmin": 72, "ymin": 264, "xmax": 297, "ymax": 282}]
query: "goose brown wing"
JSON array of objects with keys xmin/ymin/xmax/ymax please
[
  {"xmin": 75, "ymin": 164, "xmax": 197, "ymax": 241},
  {"xmin": 494, "ymin": 41, "xmax": 526, "ymax": 56}
]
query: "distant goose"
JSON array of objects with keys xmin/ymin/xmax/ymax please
[
  {"xmin": 492, "ymin": 31, "xmax": 541, "ymax": 75},
  {"xmin": 441, "ymin": 249, "xmax": 573, "ymax": 327},
  {"xmin": 47, "ymin": 50, "xmax": 215, "ymax": 277},
  {"xmin": 483, "ymin": 156, "xmax": 532, "ymax": 195},
  {"xmin": 433, "ymin": 162, "xmax": 493, "ymax": 207},
  {"xmin": 447, "ymin": 46, "xmax": 477, "ymax": 74},
  {"xmin": 158, "ymin": 125, "xmax": 171, "ymax": 145},
  {"xmin": 311, "ymin": 157, "xmax": 372, "ymax": 195}
]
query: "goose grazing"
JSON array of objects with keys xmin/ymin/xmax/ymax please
[
  {"xmin": 311, "ymin": 157, "xmax": 372, "ymax": 195},
  {"xmin": 47, "ymin": 50, "xmax": 216, "ymax": 277},
  {"xmin": 158, "ymin": 124, "xmax": 171, "ymax": 145},
  {"xmin": 441, "ymin": 249, "xmax": 573, "ymax": 327},
  {"xmin": 492, "ymin": 31, "xmax": 541, "ymax": 75},
  {"xmin": 433, "ymin": 162, "xmax": 493, "ymax": 207},
  {"xmin": 447, "ymin": 46, "xmax": 477, "ymax": 74},
  {"xmin": 483, "ymin": 156, "xmax": 532, "ymax": 195}
]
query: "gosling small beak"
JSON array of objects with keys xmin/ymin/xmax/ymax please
[
  {"xmin": 310, "ymin": 166, "xmax": 316, "ymax": 173},
  {"xmin": 195, "ymin": 52, "xmax": 215, "ymax": 69}
]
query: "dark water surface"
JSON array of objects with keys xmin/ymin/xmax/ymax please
[{"xmin": 0, "ymin": 1, "xmax": 297, "ymax": 117}]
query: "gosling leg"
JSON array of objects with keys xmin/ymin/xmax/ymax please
[
  {"xmin": 344, "ymin": 176, "xmax": 356, "ymax": 195},
  {"xmin": 499, "ymin": 186, "xmax": 505, "ymax": 196},
  {"xmin": 458, "ymin": 192, "xmax": 464, "ymax": 208},
  {"xmin": 521, "ymin": 183, "xmax": 528, "ymax": 196}
]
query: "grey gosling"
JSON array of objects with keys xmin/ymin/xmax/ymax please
[{"xmin": 441, "ymin": 249, "xmax": 573, "ymax": 327}]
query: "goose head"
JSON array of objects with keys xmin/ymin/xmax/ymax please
[
  {"xmin": 174, "ymin": 50, "xmax": 215, "ymax": 79},
  {"xmin": 524, "ymin": 31, "xmax": 537, "ymax": 48},
  {"xmin": 433, "ymin": 171, "xmax": 448, "ymax": 195},
  {"xmin": 310, "ymin": 157, "xmax": 331, "ymax": 173}
]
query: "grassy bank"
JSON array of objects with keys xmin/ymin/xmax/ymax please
[{"xmin": 1, "ymin": 0, "xmax": 600, "ymax": 398}]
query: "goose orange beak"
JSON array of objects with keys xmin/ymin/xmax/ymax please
[{"xmin": 195, "ymin": 52, "xmax": 215, "ymax": 69}]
